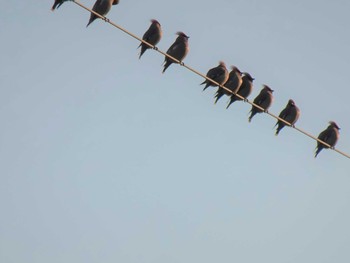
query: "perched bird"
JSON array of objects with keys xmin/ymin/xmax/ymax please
[
  {"xmin": 51, "ymin": 0, "xmax": 71, "ymax": 11},
  {"xmin": 214, "ymin": 65, "xmax": 241, "ymax": 103},
  {"xmin": 162, "ymin": 32, "xmax": 189, "ymax": 73},
  {"xmin": 138, "ymin": 19, "xmax": 162, "ymax": 59},
  {"xmin": 226, "ymin": 72, "xmax": 254, "ymax": 109},
  {"xmin": 274, "ymin": 99, "xmax": 300, "ymax": 135},
  {"xmin": 248, "ymin": 85, "xmax": 274, "ymax": 122},
  {"xmin": 86, "ymin": 0, "xmax": 119, "ymax": 27},
  {"xmin": 201, "ymin": 61, "xmax": 229, "ymax": 91},
  {"xmin": 315, "ymin": 121, "xmax": 340, "ymax": 158}
]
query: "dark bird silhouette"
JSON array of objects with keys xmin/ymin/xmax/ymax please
[
  {"xmin": 201, "ymin": 61, "xmax": 229, "ymax": 91},
  {"xmin": 138, "ymin": 19, "xmax": 162, "ymax": 59},
  {"xmin": 274, "ymin": 99, "xmax": 300, "ymax": 135},
  {"xmin": 226, "ymin": 72, "xmax": 254, "ymax": 109},
  {"xmin": 86, "ymin": 0, "xmax": 119, "ymax": 28},
  {"xmin": 51, "ymin": 0, "xmax": 71, "ymax": 11},
  {"xmin": 162, "ymin": 32, "xmax": 189, "ymax": 73},
  {"xmin": 315, "ymin": 121, "xmax": 340, "ymax": 157},
  {"xmin": 214, "ymin": 65, "xmax": 241, "ymax": 103},
  {"xmin": 248, "ymin": 85, "xmax": 274, "ymax": 122}
]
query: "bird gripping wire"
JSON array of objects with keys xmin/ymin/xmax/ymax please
[{"xmin": 71, "ymin": 0, "xmax": 350, "ymax": 160}]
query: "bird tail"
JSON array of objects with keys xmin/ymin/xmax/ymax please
[
  {"xmin": 248, "ymin": 111, "xmax": 254, "ymax": 123},
  {"xmin": 162, "ymin": 61, "xmax": 171, "ymax": 73},
  {"xmin": 139, "ymin": 46, "xmax": 146, "ymax": 59},
  {"xmin": 51, "ymin": 3, "xmax": 59, "ymax": 11},
  {"xmin": 226, "ymin": 96, "xmax": 236, "ymax": 109},
  {"xmin": 86, "ymin": 15, "xmax": 96, "ymax": 28},
  {"xmin": 214, "ymin": 91, "xmax": 223, "ymax": 104},
  {"xmin": 202, "ymin": 84, "xmax": 210, "ymax": 91},
  {"xmin": 274, "ymin": 122, "xmax": 280, "ymax": 136},
  {"xmin": 314, "ymin": 147, "xmax": 322, "ymax": 158},
  {"xmin": 275, "ymin": 129, "xmax": 280, "ymax": 136}
]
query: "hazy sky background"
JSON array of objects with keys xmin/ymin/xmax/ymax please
[{"xmin": 1, "ymin": 1, "xmax": 350, "ymax": 262}]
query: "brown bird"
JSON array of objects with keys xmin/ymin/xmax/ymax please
[
  {"xmin": 138, "ymin": 19, "xmax": 162, "ymax": 59},
  {"xmin": 248, "ymin": 85, "xmax": 274, "ymax": 122},
  {"xmin": 315, "ymin": 121, "xmax": 340, "ymax": 157},
  {"xmin": 201, "ymin": 61, "xmax": 229, "ymax": 91},
  {"xmin": 275, "ymin": 99, "xmax": 300, "ymax": 135},
  {"xmin": 226, "ymin": 72, "xmax": 254, "ymax": 109},
  {"xmin": 86, "ymin": 0, "xmax": 119, "ymax": 28},
  {"xmin": 162, "ymin": 32, "xmax": 189, "ymax": 73},
  {"xmin": 214, "ymin": 65, "xmax": 241, "ymax": 103}
]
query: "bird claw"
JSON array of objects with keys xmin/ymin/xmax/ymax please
[
  {"xmin": 180, "ymin": 61, "xmax": 185, "ymax": 66},
  {"xmin": 153, "ymin": 46, "xmax": 158, "ymax": 51},
  {"xmin": 104, "ymin": 17, "xmax": 110, "ymax": 23}
]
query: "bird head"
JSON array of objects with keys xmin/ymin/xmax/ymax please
[
  {"xmin": 242, "ymin": 72, "xmax": 254, "ymax": 81},
  {"xmin": 263, "ymin": 84, "xmax": 274, "ymax": 93},
  {"xmin": 329, "ymin": 121, "xmax": 341, "ymax": 130},
  {"xmin": 219, "ymin": 61, "xmax": 226, "ymax": 67},
  {"xmin": 230, "ymin": 65, "xmax": 241, "ymax": 74},
  {"xmin": 150, "ymin": 19, "xmax": 160, "ymax": 26},
  {"xmin": 288, "ymin": 99, "xmax": 295, "ymax": 106},
  {"xmin": 176, "ymin": 31, "xmax": 189, "ymax": 39}
]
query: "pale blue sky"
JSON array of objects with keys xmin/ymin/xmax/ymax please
[{"xmin": 1, "ymin": 1, "xmax": 350, "ymax": 262}]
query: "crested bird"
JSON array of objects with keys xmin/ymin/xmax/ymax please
[
  {"xmin": 226, "ymin": 72, "xmax": 254, "ymax": 109},
  {"xmin": 214, "ymin": 65, "xmax": 241, "ymax": 103},
  {"xmin": 86, "ymin": 0, "xmax": 119, "ymax": 27},
  {"xmin": 201, "ymin": 61, "xmax": 229, "ymax": 91},
  {"xmin": 162, "ymin": 32, "xmax": 189, "ymax": 73},
  {"xmin": 248, "ymin": 85, "xmax": 274, "ymax": 122},
  {"xmin": 315, "ymin": 121, "xmax": 340, "ymax": 157},
  {"xmin": 138, "ymin": 19, "xmax": 162, "ymax": 59},
  {"xmin": 274, "ymin": 99, "xmax": 300, "ymax": 135}
]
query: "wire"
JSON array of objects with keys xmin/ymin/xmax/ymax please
[{"xmin": 71, "ymin": 0, "xmax": 349, "ymax": 160}]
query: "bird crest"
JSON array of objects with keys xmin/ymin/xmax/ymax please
[
  {"xmin": 150, "ymin": 19, "xmax": 160, "ymax": 25},
  {"xmin": 329, "ymin": 121, "xmax": 340, "ymax": 130},
  {"xmin": 176, "ymin": 31, "xmax": 189, "ymax": 38}
]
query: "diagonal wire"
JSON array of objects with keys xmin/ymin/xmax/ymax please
[{"xmin": 71, "ymin": 0, "xmax": 349, "ymax": 160}]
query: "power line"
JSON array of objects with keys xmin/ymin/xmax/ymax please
[{"xmin": 70, "ymin": 0, "xmax": 349, "ymax": 160}]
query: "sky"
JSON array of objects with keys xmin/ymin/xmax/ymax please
[{"xmin": 1, "ymin": 0, "xmax": 350, "ymax": 262}]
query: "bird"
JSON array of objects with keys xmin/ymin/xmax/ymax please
[
  {"xmin": 226, "ymin": 72, "xmax": 254, "ymax": 109},
  {"xmin": 274, "ymin": 99, "xmax": 300, "ymax": 135},
  {"xmin": 315, "ymin": 121, "xmax": 340, "ymax": 158},
  {"xmin": 162, "ymin": 32, "xmax": 189, "ymax": 73},
  {"xmin": 214, "ymin": 65, "xmax": 241, "ymax": 103},
  {"xmin": 201, "ymin": 61, "xmax": 229, "ymax": 91},
  {"xmin": 86, "ymin": 0, "xmax": 119, "ymax": 27},
  {"xmin": 138, "ymin": 19, "xmax": 162, "ymax": 59},
  {"xmin": 51, "ymin": 0, "xmax": 71, "ymax": 11},
  {"xmin": 248, "ymin": 85, "xmax": 274, "ymax": 122}
]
